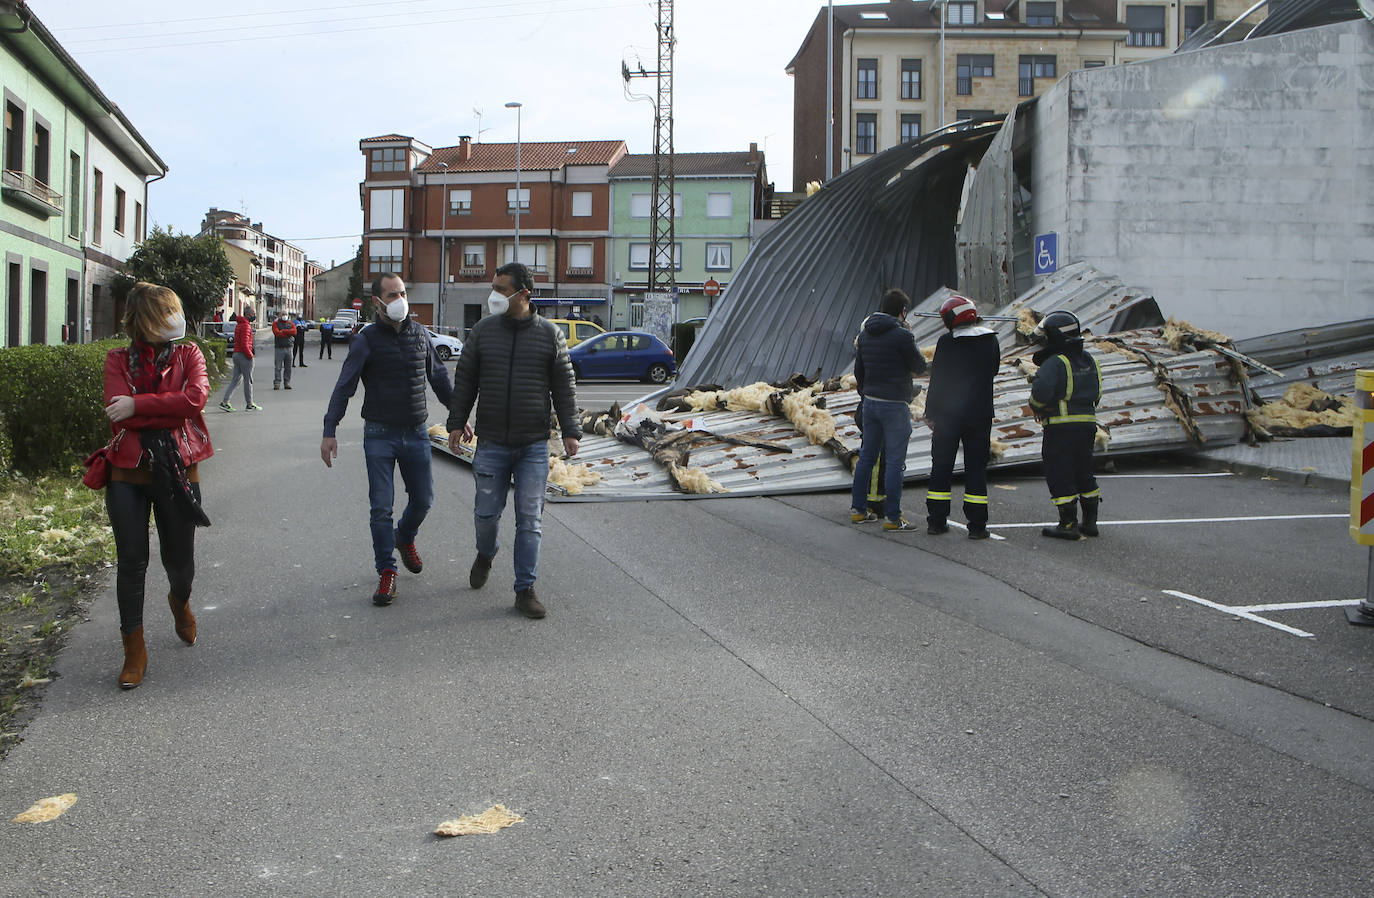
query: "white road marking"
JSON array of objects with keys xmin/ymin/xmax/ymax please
[
  {"xmin": 1097, "ymin": 472, "xmax": 1235, "ymax": 478},
  {"xmin": 1235, "ymin": 599, "xmax": 1363, "ymax": 613},
  {"xmin": 948, "ymin": 520, "xmax": 1007, "ymax": 541},
  {"xmin": 1163, "ymin": 589, "xmax": 1315, "ymax": 638},
  {"xmin": 989, "ymin": 513, "xmax": 1346, "ymax": 529}
]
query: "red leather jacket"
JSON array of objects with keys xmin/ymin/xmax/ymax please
[{"xmin": 102, "ymin": 343, "xmax": 215, "ymax": 470}]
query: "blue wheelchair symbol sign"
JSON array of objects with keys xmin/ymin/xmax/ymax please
[{"xmin": 1033, "ymin": 233, "xmax": 1058, "ymax": 276}]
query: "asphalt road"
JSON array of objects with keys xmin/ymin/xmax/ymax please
[{"xmin": 2, "ymin": 360, "xmax": 1371, "ymax": 897}]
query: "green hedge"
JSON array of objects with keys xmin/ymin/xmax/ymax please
[{"xmin": 0, "ymin": 335, "xmax": 225, "ymax": 476}]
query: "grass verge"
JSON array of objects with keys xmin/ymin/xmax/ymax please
[{"xmin": 0, "ymin": 470, "xmax": 113, "ymax": 762}]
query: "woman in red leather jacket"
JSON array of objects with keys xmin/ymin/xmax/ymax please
[{"xmin": 101, "ymin": 282, "xmax": 214, "ymax": 689}]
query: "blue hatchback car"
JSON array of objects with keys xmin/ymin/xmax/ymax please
[{"xmin": 568, "ymin": 331, "xmax": 677, "ymax": 384}]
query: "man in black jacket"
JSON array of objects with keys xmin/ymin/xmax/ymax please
[
  {"xmin": 849, "ymin": 288, "xmax": 927, "ymax": 531},
  {"xmin": 447, "ymin": 262, "xmax": 581, "ymax": 619},
  {"xmin": 320, "ymin": 273, "xmax": 454, "ymax": 606}
]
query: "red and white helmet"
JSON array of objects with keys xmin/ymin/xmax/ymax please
[{"xmin": 939, "ymin": 294, "xmax": 978, "ymax": 329}]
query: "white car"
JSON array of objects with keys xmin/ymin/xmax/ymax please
[{"xmin": 425, "ymin": 326, "xmax": 463, "ymax": 361}]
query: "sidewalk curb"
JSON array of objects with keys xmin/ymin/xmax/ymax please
[{"xmin": 1180, "ymin": 452, "xmax": 1351, "ymax": 493}]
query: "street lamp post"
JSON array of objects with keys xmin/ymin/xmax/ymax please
[
  {"xmin": 932, "ymin": 0, "xmax": 946, "ymax": 128},
  {"xmin": 505, "ymin": 101, "xmax": 523, "ymax": 263},
  {"xmin": 437, "ymin": 161, "xmax": 448, "ymax": 330}
]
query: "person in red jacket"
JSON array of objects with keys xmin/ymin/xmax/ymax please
[
  {"xmin": 100, "ymin": 282, "xmax": 215, "ymax": 689},
  {"xmin": 218, "ymin": 305, "xmax": 260, "ymax": 411}
]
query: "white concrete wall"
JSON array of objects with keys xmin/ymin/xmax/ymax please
[{"xmin": 1032, "ymin": 20, "xmax": 1374, "ymax": 339}]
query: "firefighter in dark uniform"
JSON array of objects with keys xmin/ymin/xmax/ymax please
[
  {"xmin": 1029, "ymin": 310, "xmax": 1102, "ymax": 539},
  {"xmin": 924, "ymin": 295, "xmax": 1001, "ymax": 539}
]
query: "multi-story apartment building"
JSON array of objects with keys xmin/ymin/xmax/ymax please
[
  {"xmin": 787, "ymin": 0, "xmax": 1251, "ymax": 190},
  {"xmin": 303, "ymin": 259, "xmax": 323, "ymax": 320},
  {"xmin": 0, "ymin": 4, "xmax": 166, "ymax": 345},
  {"xmin": 358, "ymin": 133, "xmax": 628, "ymax": 333},
  {"xmin": 608, "ymin": 147, "xmax": 769, "ymax": 328},
  {"xmin": 200, "ymin": 209, "xmax": 306, "ymax": 318}
]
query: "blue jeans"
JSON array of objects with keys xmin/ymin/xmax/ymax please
[
  {"xmin": 850, "ymin": 397, "xmax": 911, "ymax": 521},
  {"xmin": 363, "ymin": 421, "xmax": 434, "ymax": 575},
  {"xmin": 472, "ymin": 439, "xmax": 548, "ymax": 592}
]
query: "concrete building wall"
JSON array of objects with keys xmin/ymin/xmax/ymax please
[{"xmin": 1031, "ymin": 20, "xmax": 1374, "ymax": 339}]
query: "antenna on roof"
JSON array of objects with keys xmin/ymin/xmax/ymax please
[{"xmin": 472, "ymin": 108, "xmax": 491, "ymax": 143}]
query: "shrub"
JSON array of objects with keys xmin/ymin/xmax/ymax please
[
  {"xmin": 0, "ymin": 341, "xmax": 118, "ymax": 475},
  {"xmin": 0, "ymin": 335, "xmax": 225, "ymax": 476}
]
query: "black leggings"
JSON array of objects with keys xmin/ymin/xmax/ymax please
[{"xmin": 106, "ymin": 480, "xmax": 200, "ymax": 634}]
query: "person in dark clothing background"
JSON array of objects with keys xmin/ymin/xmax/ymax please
[
  {"xmin": 1029, "ymin": 309, "xmax": 1103, "ymax": 540},
  {"xmin": 321, "ymin": 273, "xmax": 453, "ymax": 605},
  {"xmin": 293, "ymin": 316, "xmax": 308, "ymax": 368},
  {"xmin": 848, "ymin": 287, "xmax": 927, "ymax": 531},
  {"xmin": 924, "ymin": 294, "xmax": 1002, "ymax": 539},
  {"xmin": 319, "ymin": 319, "xmax": 334, "ymax": 359},
  {"xmin": 446, "ymin": 261, "xmax": 581, "ymax": 620}
]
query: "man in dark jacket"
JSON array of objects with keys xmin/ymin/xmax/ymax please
[
  {"xmin": 320, "ymin": 273, "xmax": 454, "ymax": 606},
  {"xmin": 849, "ymin": 288, "xmax": 927, "ymax": 531},
  {"xmin": 446, "ymin": 262, "xmax": 581, "ymax": 619},
  {"xmin": 924, "ymin": 294, "xmax": 1002, "ymax": 539}
]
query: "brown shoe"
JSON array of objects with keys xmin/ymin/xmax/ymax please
[
  {"xmin": 168, "ymin": 592, "xmax": 197, "ymax": 646},
  {"xmin": 373, "ymin": 569, "xmax": 398, "ymax": 606},
  {"xmin": 119, "ymin": 627, "xmax": 147, "ymax": 690},
  {"xmin": 396, "ymin": 530, "xmax": 423, "ymax": 574},
  {"xmin": 515, "ymin": 587, "xmax": 546, "ymax": 619},
  {"xmin": 469, "ymin": 553, "xmax": 492, "ymax": 589}
]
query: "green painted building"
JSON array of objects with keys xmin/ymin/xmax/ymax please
[
  {"xmin": 0, "ymin": 5, "xmax": 165, "ymax": 346},
  {"xmin": 608, "ymin": 148, "xmax": 770, "ymax": 329}
]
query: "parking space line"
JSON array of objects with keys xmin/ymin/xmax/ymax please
[
  {"xmin": 989, "ymin": 513, "xmax": 1345, "ymax": 529},
  {"xmin": 1097, "ymin": 472, "xmax": 1235, "ymax": 478},
  {"xmin": 1162, "ymin": 589, "xmax": 1316, "ymax": 637},
  {"xmin": 1157, "ymin": 589, "xmax": 1363, "ymax": 638},
  {"xmin": 947, "ymin": 521, "xmax": 1007, "ymax": 541},
  {"xmin": 1235, "ymin": 600, "xmax": 1363, "ymax": 613}
]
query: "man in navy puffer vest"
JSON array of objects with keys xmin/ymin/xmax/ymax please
[{"xmin": 321, "ymin": 273, "xmax": 453, "ymax": 606}]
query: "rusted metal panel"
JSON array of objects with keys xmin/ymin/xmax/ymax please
[{"xmin": 549, "ymin": 333, "xmax": 1249, "ymax": 502}]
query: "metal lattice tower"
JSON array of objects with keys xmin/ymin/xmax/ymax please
[{"xmin": 624, "ymin": 0, "xmax": 676, "ymax": 292}]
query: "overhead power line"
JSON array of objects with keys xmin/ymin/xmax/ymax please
[{"xmin": 58, "ymin": 1, "xmax": 641, "ymax": 54}]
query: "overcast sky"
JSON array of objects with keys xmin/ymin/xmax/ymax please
[{"xmin": 39, "ymin": 0, "xmax": 831, "ymax": 271}]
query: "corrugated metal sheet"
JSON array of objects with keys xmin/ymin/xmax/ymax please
[
  {"xmin": 1235, "ymin": 318, "xmax": 1374, "ymax": 400},
  {"xmin": 541, "ymin": 331, "xmax": 1248, "ymax": 502},
  {"xmin": 956, "ymin": 113, "xmax": 1018, "ymax": 311},
  {"xmin": 675, "ymin": 123, "xmax": 1004, "ymax": 389}
]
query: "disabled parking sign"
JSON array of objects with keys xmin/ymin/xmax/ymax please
[{"xmin": 1033, "ymin": 233, "xmax": 1058, "ymax": 276}]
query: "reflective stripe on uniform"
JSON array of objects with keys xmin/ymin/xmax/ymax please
[
  {"xmin": 1046, "ymin": 414, "xmax": 1097, "ymax": 424},
  {"xmin": 1052, "ymin": 494, "xmax": 1078, "ymax": 506},
  {"xmin": 926, "ymin": 490, "xmax": 952, "ymax": 501},
  {"xmin": 867, "ymin": 463, "xmax": 884, "ymax": 502},
  {"xmin": 1080, "ymin": 488, "xmax": 1101, "ymax": 499},
  {"xmin": 963, "ymin": 494, "xmax": 988, "ymax": 505}
]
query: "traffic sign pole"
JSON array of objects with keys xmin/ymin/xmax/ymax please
[{"xmin": 1345, "ymin": 370, "xmax": 1374, "ymax": 626}]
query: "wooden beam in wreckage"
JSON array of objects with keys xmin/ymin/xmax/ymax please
[{"xmin": 546, "ymin": 328, "xmax": 1252, "ymax": 503}]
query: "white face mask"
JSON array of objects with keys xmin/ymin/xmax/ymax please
[
  {"xmin": 162, "ymin": 314, "xmax": 186, "ymax": 342},
  {"xmin": 384, "ymin": 297, "xmax": 409, "ymax": 322},
  {"xmin": 487, "ymin": 290, "xmax": 510, "ymax": 316}
]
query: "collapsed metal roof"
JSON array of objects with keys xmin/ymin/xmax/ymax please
[{"xmin": 675, "ymin": 121, "xmax": 1005, "ymax": 389}]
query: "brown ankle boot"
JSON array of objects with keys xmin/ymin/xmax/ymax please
[
  {"xmin": 119, "ymin": 627, "xmax": 147, "ymax": 690},
  {"xmin": 167, "ymin": 592, "xmax": 197, "ymax": 645}
]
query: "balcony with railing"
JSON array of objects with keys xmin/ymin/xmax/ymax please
[{"xmin": 2, "ymin": 170, "xmax": 63, "ymax": 218}]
